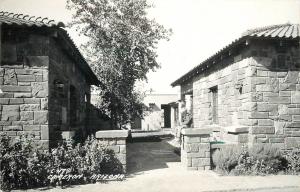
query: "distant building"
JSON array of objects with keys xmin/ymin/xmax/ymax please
[
  {"xmin": 0, "ymin": 12, "xmax": 102, "ymax": 148},
  {"xmin": 172, "ymin": 24, "xmax": 300, "ymax": 149},
  {"xmin": 131, "ymin": 94, "xmax": 179, "ymax": 131}
]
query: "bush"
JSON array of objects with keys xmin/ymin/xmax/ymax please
[
  {"xmin": 284, "ymin": 148, "xmax": 300, "ymax": 174},
  {"xmin": 234, "ymin": 144, "xmax": 287, "ymax": 175},
  {"xmin": 212, "ymin": 144, "xmax": 295, "ymax": 176},
  {"xmin": 212, "ymin": 145, "xmax": 243, "ymax": 174},
  {"xmin": 0, "ymin": 133, "xmax": 123, "ymax": 191}
]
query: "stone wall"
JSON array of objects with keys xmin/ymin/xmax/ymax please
[
  {"xmin": 248, "ymin": 40, "xmax": 300, "ymax": 149},
  {"xmin": 48, "ymin": 37, "xmax": 91, "ymax": 145},
  {"xmin": 0, "ymin": 26, "xmax": 50, "ymax": 149},
  {"xmin": 189, "ymin": 39, "xmax": 300, "ymax": 148},
  {"xmin": 181, "ymin": 128, "xmax": 211, "ymax": 170},
  {"xmin": 192, "ymin": 48, "xmax": 253, "ymax": 133},
  {"xmin": 95, "ymin": 130, "xmax": 129, "ymax": 173},
  {"xmin": 0, "ymin": 25, "xmax": 95, "ymax": 148}
]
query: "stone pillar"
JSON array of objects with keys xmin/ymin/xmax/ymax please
[
  {"xmin": 95, "ymin": 130, "xmax": 129, "ymax": 173},
  {"xmin": 181, "ymin": 128, "xmax": 212, "ymax": 170}
]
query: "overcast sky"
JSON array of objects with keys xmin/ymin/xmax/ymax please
[{"xmin": 1, "ymin": 0, "xmax": 299, "ymax": 94}]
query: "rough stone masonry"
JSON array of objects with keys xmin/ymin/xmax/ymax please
[{"xmin": 0, "ymin": 14, "xmax": 99, "ymax": 149}]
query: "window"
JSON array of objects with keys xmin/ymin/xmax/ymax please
[{"xmin": 210, "ymin": 86, "xmax": 218, "ymax": 124}]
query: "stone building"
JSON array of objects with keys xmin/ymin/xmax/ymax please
[
  {"xmin": 131, "ymin": 94, "xmax": 179, "ymax": 131},
  {"xmin": 0, "ymin": 12, "xmax": 101, "ymax": 148},
  {"xmin": 172, "ymin": 24, "xmax": 300, "ymax": 149}
]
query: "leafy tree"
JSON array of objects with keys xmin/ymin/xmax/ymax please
[{"xmin": 67, "ymin": 0, "xmax": 171, "ymax": 128}]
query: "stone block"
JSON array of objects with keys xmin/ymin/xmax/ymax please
[
  {"xmin": 278, "ymin": 114, "xmax": 292, "ymax": 121},
  {"xmin": 17, "ymin": 75, "xmax": 36, "ymax": 82},
  {"xmin": 1, "ymin": 85, "xmax": 31, "ymax": 92},
  {"xmin": 4, "ymin": 69, "xmax": 17, "ymax": 85},
  {"xmin": 35, "ymin": 75, "xmax": 43, "ymax": 82},
  {"xmin": 1, "ymin": 105, "xmax": 19, "ymax": 121},
  {"xmin": 251, "ymin": 93, "xmax": 263, "ymax": 102},
  {"xmin": 186, "ymin": 143, "xmax": 199, "ymax": 152},
  {"xmin": 292, "ymin": 92, "xmax": 300, "ymax": 104},
  {"xmin": 0, "ymin": 98, "xmax": 9, "ymax": 104},
  {"xmin": 274, "ymin": 121, "xmax": 285, "ymax": 134},
  {"xmin": 20, "ymin": 104, "xmax": 40, "ymax": 111},
  {"xmin": 119, "ymin": 145, "xmax": 126, "ymax": 154},
  {"xmin": 26, "ymin": 56, "xmax": 49, "ymax": 68},
  {"xmin": 293, "ymin": 115, "xmax": 300, "ymax": 121},
  {"xmin": 185, "ymin": 136, "xmax": 201, "ymax": 143},
  {"xmin": 287, "ymin": 122, "xmax": 300, "ymax": 128},
  {"xmin": 117, "ymin": 139, "xmax": 126, "ymax": 145},
  {"xmin": 250, "ymin": 112, "xmax": 269, "ymax": 119},
  {"xmin": 268, "ymin": 96, "xmax": 290, "ymax": 104},
  {"xmin": 23, "ymin": 125, "xmax": 40, "ymax": 131},
  {"xmin": 278, "ymin": 104, "xmax": 288, "ymax": 115},
  {"xmin": 95, "ymin": 130, "xmax": 129, "ymax": 139},
  {"xmin": 0, "ymin": 93, "xmax": 14, "ymax": 98},
  {"xmin": 292, "ymin": 131, "xmax": 300, "ymax": 137},
  {"xmin": 14, "ymin": 93, "xmax": 32, "ymax": 98},
  {"xmin": 32, "ymin": 82, "xmax": 48, "ymax": 97},
  {"xmin": 15, "ymin": 69, "xmax": 34, "ymax": 75},
  {"xmin": 252, "ymin": 126, "xmax": 275, "ymax": 134},
  {"xmin": 192, "ymin": 158, "xmax": 210, "ymax": 167},
  {"xmin": 20, "ymin": 111, "xmax": 34, "ymax": 121},
  {"xmin": 269, "ymin": 137, "xmax": 284, "ymax": 143},
  {"xmin": 41, "ymin": 98, "xmax": 48, "ymax": 110},
  {"xmin": 256, "ymin": 85, "xmax": 272, "ymax": 92},
  {"xmin": 0, "ymin": 121, "xmax": 12, "ymax": 126},
  {"xmin": 3, "ymin": 126, "xmax": 22, "ymax": 131},
  {"xmin": 24, "ymin": 98, "xmax": 40, "ymax": 104},
  {"xmin": 9, "ymin": 98, "xmax": 24, "ymax": 104},
  {"xmin": 288, "ymin": 108, "xmax": 300, "ymax": 115},
  {"xmin": 285, "ymin": 137, "xmax": 300, "ymax": 148},
  {"xmin": 34, "ymin": 111, "xmax": 48, "ymax": 124},
  {"xmin": 12, "ymin": 121, "xmax": 34, "ymax": 125},
  {"xmin": 258, "ymin": 119, "xmax": 274, "ymax": 126},
  {"xmin": 284, "ymin": 71, "xmax": 298, "ymax": 84}
]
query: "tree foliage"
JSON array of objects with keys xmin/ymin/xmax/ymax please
[{"xmin": 67, "ymin": 0, "xmax": 171, "ymax": 127}]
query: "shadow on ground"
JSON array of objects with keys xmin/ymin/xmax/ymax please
[{"xmin": 126, "ymin": 137, "xmax": 180, "ymax": 175}]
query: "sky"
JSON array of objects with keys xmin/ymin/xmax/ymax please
[{"xmin": 1, "ymin": 0, "xmax": 300, "ymax": 94}]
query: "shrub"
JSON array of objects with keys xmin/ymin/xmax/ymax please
[
  {"xmin": 0, "ymin": 133, "xmax": 123, "ymax": 191},
  {"xmin": 212, "ymin": 145, "xmax": 243, "ymax": 174},
  {"xmin": 234, "ymin": 144, "xmax": 287, "ymax": 175},
  {"xmin": 0, "ymin": 134, "xmax": 50, "ymax": 190},
  {"xmin": 284, "ymin": 148, "xmax": 300, "ymax": 174},
  {"xmin": 212, "ymin": 144, "xmax": 293, "ymax": 176}
]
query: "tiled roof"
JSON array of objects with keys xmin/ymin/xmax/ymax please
[
  {"xmin": 171, "ymin": 24, "xmax": 300, "ymax": 87},
  {"xmin": 0, "ymin": 11, "xmax": 65, "ymax": 27},
  {"xmin": 243, "ymin": 23, "xmax": 300, "ymax": 38},
  {"xmin": 0, "ymin": 11, "xmax": 100, "ymax": 85}
]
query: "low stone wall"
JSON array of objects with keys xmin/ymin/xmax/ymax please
[
  {"xmin": 95, "ymin": 130, "xmax": 129, "ymax": 173},
  {"xmin": 181, "ymin": 128, "xmax": 212, "ymax": 170}
]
